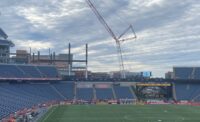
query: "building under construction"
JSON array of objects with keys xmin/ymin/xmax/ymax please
[
  {"xmin": 9, "ymin": 43, "xmax": 89, "ymax": 79},
  {"xmin": 0, "ymin": 28, "xmax": 88, "ymax": 79}
]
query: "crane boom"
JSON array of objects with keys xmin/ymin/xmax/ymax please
[
  {"xmin": 86, "ymin": 0, "xmax": 118, "ymax": 41},
  {"xmin": 86, "ymin": 0, "xmax": 136, "ymax": 79}
]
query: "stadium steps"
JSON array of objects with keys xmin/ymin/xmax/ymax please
[
  {"xmin": 50, "ymin": 85, "xmax": 66, "ymax": 100},
  {"xmin": 111, "ymin": 85, "xmax": 117, "ymax": 99},
  {"xmin": 172, "ymin": 83, "xmax": 177, "ymax": 101},
  {"xmin": 129, "ymin": 86, "xmax": 137, "ymax": 100},
  {"xmin": 192, "ymin": 94, "xmax": 200, "ymax": 102},
  {"xmin": 190, "ymin": 85, "xmax": 200, "ymax": 100},
  {"xmin": 192, "ymin": 89, "xmax": 200, "ymax": 101},
  {"xmin": 93, "ymin": 85, "xmax": 97, "ymax": 100},
  {"xmin": 35, "ymin": 66, "xmax": 44, "ymax": 77},
  {"xmin": 15, "ymin": 65, "xmax": 28, "ymax": 77}
]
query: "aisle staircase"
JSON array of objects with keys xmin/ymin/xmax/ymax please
[
  {"xmin": 93, "ymin": 85, "xmax": 97, "ymax": 100},
  {"xmin": 111, "ymin": 85, "xmax": 117, "ymax": 99},
  {"xmin": 129, "ymin": 86, "xmax": 137, "ymax": 100},
  {"xmin": 50, "ymin": 85, "xmax": 66, "ymax": 99}
]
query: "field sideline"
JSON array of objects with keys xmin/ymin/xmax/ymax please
[{"xmin": 38, "ymin": 104, "xmax": 200, "ymax": 122}]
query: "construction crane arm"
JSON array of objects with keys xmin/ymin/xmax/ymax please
[
  {"xmin": 86, "ymin": 0, "xmax": 137, "ymax": 79},
  {"xmin": 118, "ymin": 25, "xmax": 137, "ymax": 41},
  {"xmin": 86, "ymin": 0, "xmax": 118, "ymax": 41}
]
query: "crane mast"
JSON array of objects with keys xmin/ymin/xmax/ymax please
[{"xmin": 86, "ymin": 0, "xmax": 136, "ymax": 79}]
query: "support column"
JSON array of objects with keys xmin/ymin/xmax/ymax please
[
  {"xmin": 53, "ymin": 52, "xmax": 56, "ymax": 65},
  {"xmin": 68, "ymin": 43, "xmax": 71, "ymax": 76},
  {"xmin": 85, "ymin": 43, "xmax": 88, "ymax": 80},
  {"xmin": 29, "ymin": 47, "xmax": 32, "ymax": 64},
  {"xmin": 37, "ymin": 51, "xmax": 40, "ymax": 64},
  {"xmin": 32, "ymin": 53, "xmax": 35, "ymax": 63}
]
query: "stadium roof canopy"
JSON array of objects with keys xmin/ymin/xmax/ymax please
[
  {"xmin": 0, "ymin": 28, "xmax": 8, "ymax": 39},
  {"xmin": 0, "ymin": 28, "xmax": 15, "ymax": 47},
  {"xmin": 0, "ymin": 39, "xmax": 15, "ymax": 47}
]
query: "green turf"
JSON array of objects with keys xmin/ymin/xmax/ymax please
[{"xmin": 38, "ymin": 104, "xmax": 200, "ymax": 122}]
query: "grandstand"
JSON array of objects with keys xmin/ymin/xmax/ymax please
[
  {"xmin": 0, "ymin": 83, "xmax": 65, "ymax": 119},
  {"xmin": 114, "ymin": 86, "xmax": 135, "ymax": 99},
  {"xmin": 0, "ymin": 81, "xmax": 138, "ymax": 120},
  {"xmin": 0, "ymin": 64, "xmax": 60, "ymax": 80},
  {"xmin": 76, "ymin": 88, "xmax": 93, "ymax": 101},
  {"xmin": 0, "ymin": 1, "xmax": 200, "ymax": 121},
  {"xmin": 1, "ymin": 63, "xmax": 200, "ymax": 121},
  {"xmin": 1, "ymin": 62, "xmax": 200, "ymax": 121},
  {"xmin": 174, "ymin": 82, "xmax": 200, "ymax": 101},
  {"xmin": 0, "ymin": 19, "xmax": 200, "ymax": 122},
  {"xmin": 52, "ymin": 82, "xmax": 74, "ymax": 99},
  {"xmin": 96, "ymin": 88, "xmax": 114, "ymax": 100},
  {"xmin": 173, "ymin": 67, "xmax": 200, "ymax": 80},
  {"xmin": 1, "ymin": 80, "xmax": 200, "ymax": 121}
]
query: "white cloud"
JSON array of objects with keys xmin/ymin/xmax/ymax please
[
  {"xmin": 146, "ymin": 0, "xmax": 164, "ymax": 7},
  {"xmin": 15, "ymin": 0, "xmax": 86, "ymax": 28},
  {"xmin": 14, "ymin": 40, "xmax": 53, "ymax": 51},
  {"xmin": 0, "ymin": 0, "xmax": 199, "ymax": 77}
]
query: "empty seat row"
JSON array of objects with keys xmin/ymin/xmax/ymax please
[
  {"xmin": 77, "ymin": 88, "xmax": 93, "ymax": 100},
  {"xmin": 0, "ymin": 82, "xmax": 138, "ymax": 120},
  {"xmin": 0, "ymin": 64, "xmax": 59, "ymax": 79},
  {"xmin": 0, "ymin": 83, "xmax": 71, "ymax": 120},
  {"xmin": 114, "ymin": 86, "xmax": 135, "ymax": 99},
  {"xmin": 175, "ymin": 83, "xmax": 200, "ymax": 101}
]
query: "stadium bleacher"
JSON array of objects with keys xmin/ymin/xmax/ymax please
[
  {"xmin": 114, "ymin": 86, "xmax": 134, "ymax": 99},
  {"xmin": 0, "ymin": 64, "xmax": 25, "ymax": 78},
  {"xmin": 17, "ymin": 65, "xmax": 42, "ymax": 78},
  {"xmin": 2, "ymin": 81, "xmax": 200, "ymax": 120},
  {"xmin": 0, "ymin": 82, "xmax": 133, "ymax": 120},
  {"xmin": 0, "ymin": 83, "xmax": 61, "ymax": 119},
  {"xmin": 37, "ymin": 66, "xmax": 59, "ymax": 78},
  {"xmin": 174, "ymin": 67, "xmax": 200, "ymax": 80},
  {"xmin": 52, "ymin": 82, "xmax": 74, "ymax": 99},
  {"xmin": 2, "ymin": 64, "xmax": 200, "ymax": 121},
  {"xmin": 0, "ymin": 82, "xmax": 78, "ymax": 120},
  {"xmin": 95, "ymin": 88, "xmax": 114, "ymax": 100},
  {"xmin": 0, "ymin": 64, "xmax": 59, "ymax": 80},
  {"xmin": 77, "ymin": 88, "xmax": 93, "ymax": 100},
  {"xmin": 175, "ymin": 83, "xmax": 200, "ymax": 101}
]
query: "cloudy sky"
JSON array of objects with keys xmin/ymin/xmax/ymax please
[{"xmin": 0, "ymin": 0, "xmax": 199, "ymax": 77}]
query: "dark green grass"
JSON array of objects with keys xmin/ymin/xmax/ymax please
[{"xmin": 38, "ymin": 104, "xmax": 200, "ymax": 122}]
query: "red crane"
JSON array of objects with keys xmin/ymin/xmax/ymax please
[{"xmin": 86, "ymin": 0, "xmax": 137, "ymax": 79}]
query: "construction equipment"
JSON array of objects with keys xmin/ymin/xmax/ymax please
[{"xmin": 86, "ymin": 0, "xmax": 137, "ymax": 79}]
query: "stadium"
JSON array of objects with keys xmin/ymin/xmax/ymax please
[
  {"xmin": 1, "ymin": 31, "xmax": 200, "ymax": 122},
  {"xmin": 1, "ymin": 0, "xmax": 200, "ymax": 122}
]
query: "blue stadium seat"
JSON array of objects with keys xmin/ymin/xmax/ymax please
[
  {"xmin": 0, "ymin": 64, "xmax": 59, "ymax": 79},
  {"xmin": 37, "ymin": 66, "xmax": 59, "ymax": 78},
  {"xmin": 96, "ymin": 88, "xmax": 113, "ymax": 100},
  {"xmin": 18, "ymin": 65, "xmax": 42, "ymax": 78},
  {"xmin": 52, "ymin": 82, "xmax": 74, "ymax": 100},
  {"xmin": 114, "ymin": 86, "xmax": 134, "ymax": 99},
  {"xmin": 0, "ymin": 64, "xmax": 25, "ymax": 78},
  {"xmin": 173, "ymin": 67, "xmax": 200, "ymax": 79},
  {"xmin": 0, "ymin": 83, "xmax": 66, "ymax": 120},
  {"xmin": 175, "ymin": 83, "xmax": 200, "ymax": 101},
  {"xmin": 77, "ymin": 88, "xmax": 93, "ymax": 100}
]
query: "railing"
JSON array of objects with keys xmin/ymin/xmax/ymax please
[{"xmin": 0, "ymin": 77, "xmax": 61, "ymax": 81}]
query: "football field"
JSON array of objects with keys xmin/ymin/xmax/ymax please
[{"xmin": 38, "ymin": 104, "xmax": 200, "ymax": 122}]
